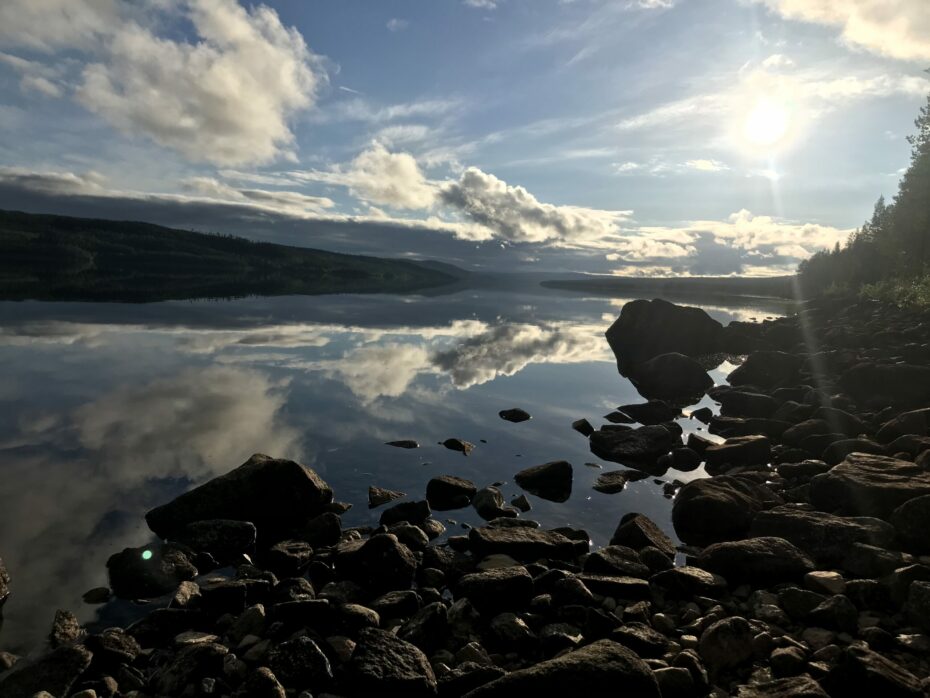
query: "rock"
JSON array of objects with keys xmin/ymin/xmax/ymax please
[
  {"xmin": 386, "ymin": 440, "xmax": 420, "ymax": 448},
  {"xmin": 150, "ymin": 642, "xmax": 229, "ymax": 696},
  {"xmin": 728, "ymin": 351, "xmax": 804, "ymax": 388},
  {"xmin": 822, "ymin": 645, "xmax": 922, "ymax": 696},
  {"xmin": 653, "ymin": 667, "xmax": 695, "ymax": 698},
  {"xmin": 704, "ymin": 435, "xmax": 771, "ymax": 473},
  {"xmin": 697, "ymin": 537, "xmax": 814, "ymax": 584},
  {"xmin": 610, "ymin": 513, "xmax": 676, "ymax": 557},
  {"xmin": 691, "ymin": 406, "xmax": 714, "ymax": 423},
  {"xmin": 348, "ymin": 628, "xmax": 437, "ymax": 696},
  {"xmin": 0, "ymin": 645, "xmax": 93, "ymax": 698},
  {"xmin": 734, "ymin": 676, "xmax": 829, "ymax": 697},
  {"xmin": 266, "ymin": 540, "xmax": 313, "ymax": 576},
  {"xmin": 610, "ymin": 622, "xmax": 670, "ymax": 658},
  {"xmin": 49, "ymin": 609, "xmax": 83, "ymax": 647},
  {"xmin": 368, "ymin": 486, "xmax": 406, "ymax": 509},
  {"xmin": 669, "ymin": 447, "xmax": 702, "ymax": 471},
  {"xmin": 813, "ymin": 406, "xmax": 866, "ymax": 437},
  {"xmin": 82, "ymin": 587, "xmax": 111, "ymax": 605},
  {"xmin": 699, "ymin": 616, "xmax": 754, "ymax": 673},
  {"xmin": 268, "ymin": 636, "xmax": 333, "ymax": 688},
  {"xmin": 590, "ymin": 424, "xmax": 680, "ymax": 465},
  {"xmin": 177, "ymin": 519, "xmax": 256, "ymax": 560},
  {"xmin": 890, "ymin": 494, "xmax": 930, "ymax": 553},
  {"xmin": 511, "ymin": 494, "xmax": 531, "ymax": 512},
  {"xmin": 605, "ymin": 298, "xmax": 724, "ymax": 372},
  {"xmin": 106, "ymin": 543, "xmax": 197, "ymax": 599},
  {"xmin": 673, "ymin": 475, "xmax": 783, "ymax": 545},
  {"xmin": 617, "ymin": 400, "xmax": 680, "ymax": 425},
  {"xmin": 584, "ymin": 545, "xmax": 651, "ymax": 578},
  {"xmin": 841, "ymin": 542, "xmax": 909, "ymax": 578},
  {"xmin": 749, "ymin": 505, "xmax": 895, "ymax": 565},
  {"xmin": 905, "ymin": 580, "xmax": 930, "ymax": 632},
  {"xmin": 336, "ymin": 534, "xmax": 417, "ymax": 593},
  {"xmin": 876, "ymin": 407, "xmax": 930, "ymax": 442},
  {"xmin": 489, "ymin": 612, "xmax": 537, "ymax": 650},
  {"xmin": 462, "ymin": 639, "xmax": 661, "ymax": 697},
  {"xmin": 650, "ymin": 566, "xmax": 727, "ymax": 598},
  {"xmin": 840, "ymin": 362, "xmax": 930, "ymax": 407},
  {"xmin": 298, "ymin": 511, "xmax": 342, "ymax": 547},
  {"xmin": 804, "ymin": 571, "xmax": 846, "ymax": 595},
  {"xmin": 809, "ymin": 453, "xmax": 930, "ymax": 519},
  {"xmin": 807, "ymin": 595, "xmax": 858, "ymax": 632},
  {"xmin": 514, "ymin": 460, "xmax": 573, "ymax": 502},
  {"xmin": 426, "ymin": 475, "xmax": 477, "ymax": 510},
  {"xmin": 443, "ymin": 438, "xmax": 475, "ymax": 455},
  {"xmin": 499, "ymin": 407, "xmax": 531, "ymax": 423},
  {"xmin": 399, "ymin": 601, "xmax": 447, "ymax": 649},
  {"xmin": 572, "ymin": 418, "xmax": 595, "ymax": 436},
  {"xmin": 468, "ymin": 526, "xmax": 585, "ymax": 561},
  {"xmin": 472, "ymin": 487, "xmax": 517, "ymax": 521},
  {"xmin": 782, "ymin": 419, "xmax": 831, "ymax": 447},
  {"xmin": 628, "ymin": 352, "xmax": 713, "ymax": 400},
  {"xmin": 577, "ymin": 574, "xmax": 650, "ymax": 599},
  {"xmin": 713, "ymin": 388, "xmax": 779, "ymax": 418},
  {"xmin": 821, "ymin": 438, "xmax": 885, "ymax": 465},
  {"xmin": 380, "ymin": 499, "xmax": 431, "ymax": 526},
  {"xmin": 456, "ymin": 567, "xmax": 534, "ymax": 613},
  {"xmin": 1, "ymin": 557, "xmax": 12, "ymax": 607},
  {"xmin": 146, "ymin": 454, "xmax": 333, "ymax": 540},
  {"xmin": 593, "ymin": 469, "xmax": 649, "ymax": 494},
  {"xmin": 235, "ymin": 667, "xmax": 286, "ymax": 698},
  {"xmin": 770, "ymin": 646, "xmax": 807, "ymax": 678}
]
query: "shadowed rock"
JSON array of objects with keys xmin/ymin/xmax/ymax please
[
  {"xmin": 673, "ymin": 475, "xmax": 783, "ymax": 546},
  {"xmin": 499, "ymin": 408, "xmax": 531, "ymax": 423},
  {"xmin": 810, "ymin": 453, "xmax": 930, "ymax": 519},
  {"xmin": 349, "ymin": 628, "xmax": 437, "ymax": 697},
  {"xmin": 514, "ymin": 460, "xmax": 573, "ymax": 502},
  {"xmin": 628, "ymin": 353, "xmax": 713, "ymax": 400},
  {"xmin": 0, "ymin": 644, "xmax": 93, "ymax": 698},
  {"xmin": 426, "ymin": 475, "xmax": 477, "ymax": 510},
  {"xmin": 369, "ymin": 485, "xmax": 406, "ymax": 509},
  {"xmin": 468, "ymin": 526, "xmax": 586, "ymax": 561},
  {"xmin": 590, "ymin": 424, "xmax": 680, "ymax": 465},
  {"xmin": 697, "ymin": 536, "xmax": 815, "ymax": 584},
  {"xmin": 106, "ymin": 543, "xmax": 198, "ymax": 599},
  {"xmin": 0, "ymin": 555, "xmax": 8, "ymax": 608},
  {"xmin": 386, "ymin": 440, "xmax": 420, "ymax": 449}
]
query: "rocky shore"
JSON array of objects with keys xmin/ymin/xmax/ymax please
[{"xmin": 2, "ymin": 296, "xmax": 930, "ymax": 697}]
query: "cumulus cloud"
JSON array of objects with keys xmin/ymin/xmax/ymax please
[
  {"xmin": 439, "ymin": 167, "xmax": 626, "ymax": 246},
  {"xmin": 753, "ymin": 0, "xmax": 930, "ymax": 62},
  {"xmin": 0, "ymin": 0, "xmax": 119, "ymax": 52}
]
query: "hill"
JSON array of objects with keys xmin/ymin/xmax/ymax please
[
  {"xmin": 541, "ymin": 274, "xmax": 796, "ymax": 299},
  {"xmin": 0, "ymin": 210, "xmax": 458, "ymax": 302}
]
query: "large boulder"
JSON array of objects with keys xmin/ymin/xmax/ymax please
[
  {"xmin": 699, "ymin": 616, "xmax": 754, "ymax": 674},
  {"xmin": 628, "ymin": 353, "xmax": 713, "ymax": 400},
  {"xmin": 673, "ymin": 475, "xmax": 783, "ymax": 545},
  {"xmin": 821, "ymin": 645, "xmax": 922, "ymax": 697},
  {"xmin": 750, "ymin": 505, "xmax": 895, "ymax": 564},
  {"xmin": 468, "ymin": 526, "xmax": 586, "ymax": 561},
  {"xmin": 514, "ymin": 461, "xmax": 573, "ymax": 502},
  {"xmin": 890, "ymin": 495, "xmax": 930, "ymax": 553},
  {"xmin": 840, "ymin": 362, "xmax": 930, "ymax": 407},
  {"xmin": 348, "ymin": 628, "xmax": 437, "ymax": 697},
  {"xmin": 809, "ymin": 453, "xmax": 930, "ymax": 519},
  {"xmin": 146, "ymin": 454, "xmax": 333, "ymax": 540},
  {"xmin": 590, "ymin": 425, "xmax": 680, "ymax": 465},
  {"xmin": 462, "ymin": 639, "xmax": 660, "ymax": 697},
  {"xmin": 876, "ymin": 407, "xmax": 930, "ymax": 442},
  {"xmin": 176, "ymin": 519, "xmax": 257, "ymax": 560},
  {"xmin": 696, "ymin": 536, "xmax": 815, "ymax": 584},
  {"xmin": 616, "ymin": 400, "xmax": 680, "ymax": 425},
  {"xmin": 727, "ymin": 351, "xmax": 803, "ymax": 388},
  {"xmin": 336, "ymin": 534, "xmax": 417, "ymax": 593},
  {"xmin": 606, "ymin": 298, "xmax": 724, "ymax": 373},
  {"xmin": 611, "ymin": 513, "xmax": 676, "ymax": 557},
  {"xmin": 456, "ymin": 567, "xmax": 535, "ymax": 613},
  {"xmin": 0, "ymin": 645, "xmax": 93, "ymax": 698},
  {"xmin": 106, "ymin": 543, "xmax": 198, "ymax": 599}
]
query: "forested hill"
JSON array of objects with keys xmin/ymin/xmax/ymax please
[{"xmin": 0, "ymin": 210, "xmax": 459, "ymax": 302}]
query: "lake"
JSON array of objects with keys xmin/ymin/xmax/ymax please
[{"xmin": 0, "ymin": 285, "xmax": 791, "ymax": 653}]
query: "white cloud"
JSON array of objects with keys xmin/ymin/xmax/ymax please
[
  {"xmin": 464, "ymin": 0, "xmax": 498, "ymax": 8},
  {"xmin": 0, "ymin": 51, "xmax": 64, "ymax": 97},
  {"xmin": 753, "ymin": 0, "xmax": 930, "ymax": 62},
  {"xmin": 761, "ymin": 53, "xmax": 794, "ymax": 69},
  {"xmin": 0, "ymin": 0, "xmax": 120, "ymax": 52},
  {"xmin": 685, "ymin": 159, "xmax": 728, "ymax": 172},
  {"xmin": 183, "ymin": 176, "xmax": 335, "ymax": 214},
  {"xmin": 387, "ymin": 18, "xmax": 409, "ymax": 32}
]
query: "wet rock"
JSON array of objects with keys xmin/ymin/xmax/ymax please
[
  {"xmin": 809, "ymin": 452, "xmax": 930, "ymax": 519},
  {"xmin": 268, "ymin": 636, "xmax": 333, "ymax": 689},
  {"xmin": 369, "ymin": 486, "xmax": 406, "ymax": 509},
  {"xmin": 673, "ymin": 475, "xmax": 783, "ymax": 546},
  {"xmin": 606, "ymin": 298, "xmax": 724, "ymax": 372},
  {"xmin": 349, "ymin": 627, "xmax": 438, "ymax": 696},
  {"xmin": 699, "ymin": 616, "xmax": 754, "ymax": 674},
  {"xmin": 499, "ymin": 407, "xmax": 531, "ymax": 423},
  {"xmin": 336, "ymin": 534, "xmax": 417, "ymax": 593},
  {"xmin": 472, "ymin": 487, "xmax": 517, "ymax": 521},
  {"xmin": 514, "ymin": 460, "xmax": 573, "ymax": 502},
  {"xmin": 889, "ymin": 494, "xmax": 930, "ymax": 553},
  {"xmin": 146, "ymin": 454, "xmax": 333, "ymax": 540},
  {"xmin": 628, "ymin": 352, "xmax": 713, "ymax": 400},
  {"xmin": 427, "ymin": 475, "xmax": 477, "ymax": 510},
  {"xmin": 841, "ymin": 542, "xmax": 909, "ymax": 578},
  {"xmin": 386, "ymin": 440, "xmax": 420, "ymax": 449},
  {"xmin": 734, "ymin": 676, "xmax": 829, "ymax": 697},
  {"xmin": 235, "ymin": 667, "xmax": 286, "ymax": 698},
  {"xmin": 456, "ymin": 567, "xmax": 534, "ymax": 613},
  {"xmin": 704, "ymin": 435, "xmax": 771, "ymax": 473},
  {"xmin": 696, "ymin": 537, "xmax": 815, "ymax": 584},
  {"xmin": 0, "ymin": 644, "xmax": 93, "ymax": 698},
  {"xmin": 151, "ymin": 642, "xmax": 228, "ymax": 695},
  {"xmin": 106, "ymin": 543, "xmax": 198, "ymax": 599},
  {"xmin": 469, "ymin": 526, "xmax": 585, "ymax": 561},
  {"xmin": 511, "ymin": 494, "xmax": 531, "ymax": 512},
  {"xmin": 610, "ymin": 513, "xmax": 676, "ymax": 557},
  {"xmin": 380, "ymin": 499, "xmax": 432, "ymax": 526},
  {"xmin": 691, "ymin": 406, "xmax": 714, "ymax": 423},
  {"xmin": 584, "ymin": 545, "xmax": 651, "ymax": 578},
  {"xmin": 822, "ymin": 645, "xmax": 922, "ymax": 696},
  {"xmin": 651, "ymin": 566, "xmax": 727, "ymax": 598},
  {"xmin": 593, "ymin": 469, "xmax": 649, "ymax": 494},
  {"xmin": 572, "ymin": 418, "xmax": 595, "ymax": 436},
  {"xmin": 590, "ymin": 424, "xmax": 680, "ymax": 464},
  {"xmin": 617, "ymin": 400, "xmax": 680, "ymax": 425},
  {"xmin": 462, "ymin": 638, "xmax": 661, "ymax": 697},
  {"xmin": 49, "ymin": 609, "xmax": 83, "ymax": 648},
  {"xmin": 749, "ymin": 505, "xmax": 895, "ymax": 565},
  {"xmin": 443, "ymin": 438, "xmax": 475, "ymax": 455}
]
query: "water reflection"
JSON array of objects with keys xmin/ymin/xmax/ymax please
[{"xmin": 0, "ymin": 289, "xmax": 790, "ymax": 652}]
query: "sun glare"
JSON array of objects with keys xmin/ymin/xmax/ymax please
[{"xmin": 744, "ymin": 99, "xmax": 790, "ymax": 148}]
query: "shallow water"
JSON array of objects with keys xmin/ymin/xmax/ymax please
[{"xmin": 0, "ymin": 285, "xmax": 791, "ymax": 653}]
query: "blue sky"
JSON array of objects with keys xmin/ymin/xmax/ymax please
[{"xmin": 0, "ymin": 0, "xmax": 927, "ymax": 275}]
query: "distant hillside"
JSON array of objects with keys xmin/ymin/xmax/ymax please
[
  {"xmin": 0, "ymin": 210, "xmax": 458, "ymax": 302},
  {"xmin": 542, "ymin": 274, "xmax": 797, "ymax": 299}
]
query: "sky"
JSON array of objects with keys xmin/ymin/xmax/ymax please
[{"xmin": 0, "ymin": 0, "xmax": 927, "ymax": 276}]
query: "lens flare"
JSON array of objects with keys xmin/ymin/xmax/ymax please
[
  {"xmin": 744, "ymin": 99, "xmax": 790, "ymax": 147},
  {"xmin": 141, "ymin": 549, "xmax": 153, "ymax": 561}
]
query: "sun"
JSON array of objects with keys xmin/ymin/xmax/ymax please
[{"xmin": 744, "ymin": 98, "xmax": 791, "ymax": 148}]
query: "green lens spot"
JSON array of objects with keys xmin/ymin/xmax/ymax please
[{"xmin": 141, "ymin": 549, "xmax": 153, "ymax": 561}]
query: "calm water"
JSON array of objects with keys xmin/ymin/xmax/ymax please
[{"xmin": 0, "ymin": 286, "xmax": 790, "ymax": 653}]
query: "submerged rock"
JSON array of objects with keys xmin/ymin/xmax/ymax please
[
  {"xmin": 145, "ymin": 454, "xmax": 333, "ymax": 540},
  {"xmin": 514, "ymin": 460, "xmax": 573, "ymax": 502},
  {"xmin": 368, "ymin": 485, "xmax": 406, "ymax": 509}
]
